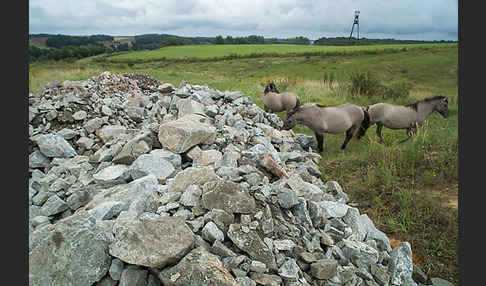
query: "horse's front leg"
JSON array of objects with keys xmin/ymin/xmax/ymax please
[
  {"xmin": 376, "ymin": 122, "xmax": 384, "ymax": 143},
  {"xmin": 341, "ymin": 126, "xmax": 356, "ymax": 150},
  {"xmin": 315, "ymin": 132, "xmax": 324, "ymax": 153}
]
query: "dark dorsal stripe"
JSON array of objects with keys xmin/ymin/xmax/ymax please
[
  {"xmin": 316, "ymin": 103, "xmax": 327, "ymax": 108},
  {"xmin": 406, "ymin": 95, "xmax": 446, "ymax": 111}
]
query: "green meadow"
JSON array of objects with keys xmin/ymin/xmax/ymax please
[
  {"xmin": 29, "ymin": 43, "xmax": 458, "ymax": 283},
  {"xmin": 98, "ymin": 42, "xmax": 455, "ymax": 62}
]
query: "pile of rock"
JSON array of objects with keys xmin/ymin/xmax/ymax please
[{"xmin": 28, "ymin": 72, "xmax": 452, "ymax": 286}]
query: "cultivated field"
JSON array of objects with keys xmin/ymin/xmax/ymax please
[
  {"xmin": 102, "ymin": 43, "xmax": 455, "ymax": 62},
  {"xmin": 29, "ymin": 43, "xmax": 458, "ymax": 283}
]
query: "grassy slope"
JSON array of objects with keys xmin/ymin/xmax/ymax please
[
  {"xmin": 29, "ymin": 44, "xmax": 458, "ymax": 284},
  {"xmin": 104, "ymin": 43, "xmax": 455, "ymax": 62}
]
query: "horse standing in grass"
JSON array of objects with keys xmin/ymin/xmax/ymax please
[
  {"xmin": 282, "ymin": 103, "xmax": 370, "ymax": 152},
  {"xmin": 356, "ymin": 95, "xmax": 450, "ymax": 143},
  {"xmin": 263, "ymin": 82, "xmax": 301, "ymax": 113}
]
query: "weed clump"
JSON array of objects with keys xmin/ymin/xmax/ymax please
[
  {"xmin": 349, "ymin": 70, "xmax": 383, "ymax": 97},
  {"xmin": 349, "ymin": 70, "xmax": 411, "ymax": 99}
]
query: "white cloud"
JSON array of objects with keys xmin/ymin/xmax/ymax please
[{"xmin": 29, "ymin": 0, "xmax": 458, "ymax": 40}]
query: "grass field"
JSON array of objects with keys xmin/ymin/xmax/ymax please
[
  {"xmin": 29, "ymin": 43, "xmax": 458, "ymax": 284},
  {"xmin": 101, "ymin": 43, "xmax": 455, "ymax": 62}
]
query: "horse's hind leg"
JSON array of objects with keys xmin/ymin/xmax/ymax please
[
  {"xmin": 315, "ymin": 132, "xmax": 324, "ymax": 153},
  {"xmin": 376, "ymin": 122, "xmax": 384, "ymax": 143},
  {"xmin": 399, "ymin": 127, "xmax": 414, "ymax": 144},
  {"xmin": 341, "ymin": 126, "xmax": 357, "ymax": 150}
]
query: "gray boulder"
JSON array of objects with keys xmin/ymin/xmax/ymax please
[
  {"xmin": 202, "ymin": 180, "xmax": 256, "ymax": 214},
  {"xmin": 176, "ymin": 97, "xmax": 205, "ymax": 118},
  {"xmin": 40, "ymin": 195, "xmax": 69, "ymax": 216},
  {"xmin": 388, "ymin": 242, "xmax": 414, "ymax": 286},
  {"xmin": 92, "ymin": 174, "xmax": 159, "ymax": 212},
  {"xmin": 168, "ymin": 166, "xmax": 217, "ymax": 194},
  {"xmin": 35, "ymin": 134, "xmax": 77, "ymax": 158},
  {"xmin": 158, "ymin": 247, "xmax": 238, "ymax": 286},
  {"xmin": 158, "ymin": 116, "xmax": 216, "ymax": 153},
  {"xmin": 112, "ymin": 131, "xmax": 153, "ymax": 165},
  {"xmin": 128, "ymin": 153, "xmax": 176, "ymax": 181},
  {"xmin": 310, "ymin": 259, "xmax": 338, "ymax": 280},
  {"xmin": 227, "ymin": 223, "xmax": 277, "ymax": 270},
  {"xmin": 119, "ymin": 267, "xmax": 148, "ymax": 286},
  {"xmin": 97, "ymin": 125, "xmax": 127, "ymax": 143},
  {"xmin": 278, "ymin": 258, "xmax": 300, "ymax": 281},
  {"xmin": 29, "ymin": 150, "xmax": 51, "ymax": 168},
  {"xmin": 108, "ymin": 258, "xmax": 124, "ymax": 281},
  {"xmin": 29, "ymin": 212, "xmax": 112, "ymax": 286},
  {"xmin": 92, "ymin": 164, "xmax": 130, "ymax": 187},
  {"xmin": 109, "ymin": 216, "xmax": 195, "ymax": 268},
  {"xmin": 201, "ymin": 221, "xmax": 225, "ymax": 243}
]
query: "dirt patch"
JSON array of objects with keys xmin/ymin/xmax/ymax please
[{"xmin": 414, "ymin": 184, "xmax": 458, "ymax": 210}]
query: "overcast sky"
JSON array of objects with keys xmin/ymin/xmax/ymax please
[{"xmin": 29, "ymin": 0, "xmax": 458, "ymax": 41}]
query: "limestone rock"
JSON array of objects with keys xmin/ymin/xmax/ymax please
[
  {"xmin": 35, "ymin": 134, "xmax": 77, "ymax": 158},
  {"xmin": 158, "ymin": 117, "xmax": 216, "ymax": 153},
  {"xmin": 158, "ymin": 247, "xmax": 239, "ymax": 286},
  {"xmin": 109, "ymin": 216, "xmax": 195, "ymax": 268},
  {"xmin": 310, "ymin": 259, "xmax": 338, "ymax": 280},
  {"xmin": 29, "ymin": 212, "xmax": 112, "ymax": 286},
  {"xmin": 202, "ymin": 180, "xmax": 256, "ymax": 214},
  {"xmin": 388, "ymin": 242, "xmax": 414, "ymax": 286},
  {"xmin": 128, "ymin": 153, "xmax": 175, "ymax": 181},
  {"xmin": 227, "ymin": 223, "xmax": 277, "ymax": 270}
]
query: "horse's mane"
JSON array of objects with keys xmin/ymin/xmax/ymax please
[
  {"xmin": 286, "ymin": 102, "xmax": 321, "ymax": 118},
  {"xmin": 406, "ymin": 95, "xmax": 447, "ymax": 111},
  {"xmin": 264, "ymin": 82, "xmax": 279, "ymax": 94}
]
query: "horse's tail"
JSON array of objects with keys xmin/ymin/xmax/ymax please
[
  {"xmin": 357, "ymin": 106, "xmax": 371, "ymax": 139},
  {"xmin": 295, "ymin": 96, "xmax": 301, "ymax": 109}
]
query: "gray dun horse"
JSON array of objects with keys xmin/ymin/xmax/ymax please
[
  {"xmin": 356, "ymin": 95, "xmax": 450, "ymax": 143},
  {"xmin": 263, "ymin": 82, "xmax": 301, "ymax": 113},
  {"xmin": 282, "ymin": 103, "xmax": 370, "ymax": 151}
]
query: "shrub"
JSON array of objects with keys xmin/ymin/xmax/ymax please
[
  {"xmin": 383, "ymin": 81, "xmax": 413, "ymax": 99},
  {"xmin": 349, "ymin": 70, "xmax": 383, "ymax": 97}
]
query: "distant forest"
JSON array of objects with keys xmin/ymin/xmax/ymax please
[{"xmin": 28, "ymin": 33, "xmax": 456, "ymax": 62}]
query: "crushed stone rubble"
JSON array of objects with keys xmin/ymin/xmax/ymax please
[{"xmin": 28, "ymin": 71, "xmax": 448, "ymax": 286}]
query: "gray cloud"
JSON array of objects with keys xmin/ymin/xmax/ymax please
[{"xmin": 29, "ymin": 0, "xmax": 458, "ymax": 41}]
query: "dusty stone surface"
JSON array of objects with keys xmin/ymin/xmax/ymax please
[
  {"xmin": 29, "ymin": 212, "xmax": 112, "ymax": 286},
  {"xmin": 109, "ymin": 216, "xmax": 195, "ymax": 268}
]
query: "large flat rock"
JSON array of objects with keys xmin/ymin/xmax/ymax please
[
  {"xmin": 202, "ymin": 180, "xmax": 256, "ymax": 214},
  {"xmin": 29, "ymin": 212, "xmax": 112, "ymax": 286},
  {"xmin": 109, "ymin": 216, "xmax": 195, "ymax": 268},
  {"xmin": 158, "ymin": 117, "xmax": 216, "ymax": 153}
]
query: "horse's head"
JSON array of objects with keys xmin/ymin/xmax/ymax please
[
  {"xmin": 281, "ymin": 107, "xmax": 300, "ymax": 130},
  {"xmin": 264, "ymin": 82, "xmax": 279, "ymax": 94},
  {"xmin": 434, "ymin": 95, "xmax": 450, "ymax": 118}
]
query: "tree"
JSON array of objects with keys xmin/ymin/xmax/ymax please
[
  {"xmin": 213, "ymin": 35, "xmax": 225, "ymax": 44},
  {"xmin": 225, "ymin": 36, "xmax": 234, "ymax": 44}
]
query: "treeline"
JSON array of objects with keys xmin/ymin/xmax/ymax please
[
  {"xmin": 44, "ymin": 34, "xmax": 113, "ymax": 48},
  {"xmin": 29, "ymin": 44, "xmax": 112, "ymax": 62},
  {"xmin": 130, "ymin": 34, "xmax": 211, "ymax": 51},
  {"xmin": 313, "ymin": 36, "xmax": 456, "ymax": 46},
  {"xmin": 212, "ymin": 35, "xmax": 310, "ymax": 45}
]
